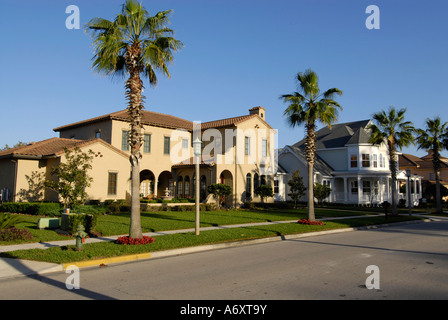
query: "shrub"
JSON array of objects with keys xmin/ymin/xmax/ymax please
[
  {"xmin": 66, "ymin": 213, "xmax": 97, "ymax": 235},
  {"xmin": 0, "ymin": 213, "xmax": 23, "ymax": 230},
  {"xmin": 36, "ymin": 203, "xmax": 62, "ymax": 216},
  {"xmin": 297, "ymin": 219, "xmax": 325, "ymax": 226},
  {"xmin": 0, "ymin": 227, "xmax": 33, "ymax": 241},
  {"xmin": 115, "ymin": 235, "xmax": 155, "ymax": 245}
]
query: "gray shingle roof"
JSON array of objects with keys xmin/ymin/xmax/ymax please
[
  {"xmin": 293, "ymin": 120, "xmax": 371, "ymax": 149},
  {"xmin": 288, "ymin": 145, "xmax": 334, "ymax": 176}
]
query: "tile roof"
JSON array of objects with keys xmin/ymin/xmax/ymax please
[
  {"xmin": 399, "ymin": 153, "xmax": 448, "ymax": 169},
  {"xmin": 53, "ymin": 109, "xmax": 194, "ymax": 132},
  {"xmin": 0, "ymin": 137, "xmax": 127, "ymax": 159},
  {"xmin": 201, "ymin": 114, "xmax": 256, "ymax": 129},
  {"xmin": 54, "ymin": 109, "xmax": 272, "ymax": 133}
]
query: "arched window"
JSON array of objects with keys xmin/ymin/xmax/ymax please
[
  {"xmin": 246, "ymin": 173, "xmax": 252, "ymax": 200},
  {"xmin": 177, "ymin": 176, "xmax": 183, "ymax": 197},
  {"xmin": 184, "ymin": 176, "xmax": 190, "ymax": 198},
  {"xmin": 254, "ymin": 173, "xmax": 259, "ymax": 189},
  {"xmin": 200, "ymin": 175, "xmax": 207, "ymax": 201}
]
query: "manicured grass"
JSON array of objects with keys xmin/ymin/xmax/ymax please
[
  {"xmin": 0, "ymin": 215, "xmax": 423, "ymax": 264},
  {"xmin": 0, "ymin": 207, "xmax": 375, "ymax": 245},
  {"xmin": 95, "ymin": 207, "xmax": 377, "ymax": 236}
]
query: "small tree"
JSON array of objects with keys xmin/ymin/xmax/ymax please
[
  {"xmin": 207, "ymin": 183, "xmax": 232, "ymax": 209},
  {"xmin": 255, "ymin": 184, "xmax": 274, "ymax": 205},
  {"xmin": 313, "ymin": 182, "xmax": 331, "ymax": 205},
  {"xmin": 45, "ymin": 147, "xmax": 94, "ymax": 209},
  {"xmin": 288, "ymin": 170, "xmax": 306, "ymax": 208}
]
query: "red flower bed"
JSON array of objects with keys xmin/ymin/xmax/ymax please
[
  {"xmin": 297, "ymin": 219, "xmax": 324, "ymax": 226},
  {"xmin": 115, "ymin": 235, "xmax": 155, "ymax": 245}
]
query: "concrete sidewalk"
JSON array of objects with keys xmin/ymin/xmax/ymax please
[{"xmin": 0, "ymin": 215, "xmax": 431, "ymax": 280}]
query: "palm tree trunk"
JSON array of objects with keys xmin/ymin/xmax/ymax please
[
  {"xmin": 305, "ymin": 122, "xmax": 316, "ymax": 221},
  {"xmin": 126, "ymin": 44, "xmax": 144, "ymax": 239},
  {"xmin": 389, "ymin": 146, "xmax": 398, "ymax": 215},
  {"xmin": 307, "ymin": 162, "xmax": 315, "ymax": 221},
  {"xmin": 433, "ymin": 153, "xmax": 443, "ymax": 214}
]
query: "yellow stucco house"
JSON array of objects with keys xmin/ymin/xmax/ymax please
[{"xmin": 0, "ymin": 106, "xmax": 277, "ymax": 207}]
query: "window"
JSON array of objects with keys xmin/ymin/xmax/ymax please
[
  {"xmin": 182, "ymin": 138, "xmax": 189, "ymax": 149},
  {"xmin": 262, "ymin": 139, "xmax": 267, "ymax": 157},
  {"xmin": 362, "ymin": 154, "xmax": 370, "ymax": 167},
  {"xmin": 362, "ymin": 181, "xmax": 371, "ymax": 194},
  {"xmin": 350, "ymin": 155, "xmax": 358, "ymax": 168},
  {"xmin": 184, "ymin": 176, "xmax": 190, "ymax": 197},
  {"xmin": 164, "ymin": 136, "xmax": 170, "ymax": 155},
  {"xmin": 177, "ymin": 176, "xmax": 183, "ymax": 197},
  {"xmin": 351, "ymin": 180, "xmax": 358, "ymax": 193},
  {"xmin": 95, "ymin": 131, "xmax": 101, "ymax": 139},
  {"xmin": 245, "ymin": 136, "xmax": 250, "ymax": 155},
  {"xmin": 121, "ymin": 131, "xmax": 129, "ymax": 151},
  {"xmin": 274, "ymin": 179, "xmax": 279, "ymax": 194},
  {"xmin": 215, "ymin": 137, "xmax": 222, "ymax": 153},
  {"xmin": 254, "ymin": 173, "xmax": 260, "ymax": 189},
  {"xmin": 144, "ymin": 134, "xmax": 151, "ymax": 153},
  {"xmin": 429, "ymin": 173, "xmax": 435, "ymax": 180},
  {"xmin": 373, "ymin": 154, "xmax": 378, "ymax": 168},
  {"xmin": 108, "ymin": 172, "xmax": 117, "ymax": 195},
  {"xmin": 246, "ymin": 173, "xmax": 252, "ymax": 199},
  {"xmin": 379, "ymin": 154, "xmax": 385, "ymax": 167}
]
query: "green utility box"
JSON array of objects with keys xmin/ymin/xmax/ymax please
[{"xmin": 37, "ymin": 218, "xmax": 60, "ymax": 230}]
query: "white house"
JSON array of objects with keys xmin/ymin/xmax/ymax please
[{"xmin": 277, "ymin": 120, "xmax": 422, "ymax": 206}]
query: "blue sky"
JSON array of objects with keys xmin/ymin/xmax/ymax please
[{"xmin": 1, "ymin": 0, "xmax": 447, "ymax": 157}]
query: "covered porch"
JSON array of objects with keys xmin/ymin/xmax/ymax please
[{"xmin": 331, "ymin": 171, "xmax": 422, "ymax": 206}]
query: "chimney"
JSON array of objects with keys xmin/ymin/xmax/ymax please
[{"xmin": 249, "ymin": 106, "xmax": 266, "ymax": 120}]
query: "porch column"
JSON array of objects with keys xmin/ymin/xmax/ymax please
[
  {"xmin": 357, "ymin": 176, "xmax": 362, "ymax": 204},
  {"xmin": 379, "ymin": 177, "xmax": 383, "ymax": 203},
  {"xmin": 405, "ymin": 177, "xmax": 410, "ymax": 207},
  {"xmin": 418, "ymin": 179, "xmax": 422, "ymax": 199},
  {"xmin": 330, "ymin": 179, "xmax": 335, "ymax": 203},
  {"xmin": 386, "ymin": 177, "xmax": 390, "ymax": 202},
  {"xmin": 343, "ymin": 177, "xmax": 348, "ymax": 203},
  {"xmin": 413, "ymin": 178, "xmax": 417, "ymax": 205},
  {"xmin": 153, "ymin": 177, "xmax": 158, "ymax": 198}
]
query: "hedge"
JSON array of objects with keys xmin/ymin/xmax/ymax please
[{"xmin": 0, "ymin": 202, "xmax": 62, "ymax": 216}]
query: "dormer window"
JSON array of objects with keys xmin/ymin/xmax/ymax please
[
  {"xmin": 350, "ymin": 155, "xmax": 358, "ymax": 168},
  {"xmin": 362, "ymin": 154, "xmax": 370, "ymax": 167}
]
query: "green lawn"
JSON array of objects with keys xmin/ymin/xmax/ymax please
[{"xmin": 1, "ymin": 207, "xmax": 376, "ymax": 245}]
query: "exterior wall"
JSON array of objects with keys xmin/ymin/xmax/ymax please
[
  {"xmin": 15, "ymin": 159, "xmax": 48, "ymax": 202},
  {"xmin": 80, "ymin": 143, "xmax": 130, "ymax": 202},
  {"xmin": 58, "ymin": 121, "xmax": 113, "ymax": 144},
  {"xmin": 317, "ymin": 148, "xmax": 346, "ymax": 171},
  {"xmin": 111, "ymin": 120, "xmax": 193, "ymax": 190}
]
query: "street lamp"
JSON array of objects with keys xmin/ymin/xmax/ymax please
[
  {"xmin": 193, "ymin": 137, "xmax": 202, "ymax": 235},
  {"xmin": 406, "ymin": 169, "xmax": 412, "ymax": 216}
]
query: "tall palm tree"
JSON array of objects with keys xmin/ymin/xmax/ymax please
[
  {"xmin": 415, "ymin": 117, "xmax": 448, "ymax": 214},
  {"xmin": 86, "ymin": 0, "xmax": 183, "ymax": 238},
  {"xmin": 369, "ymin": 107, "xmax": 415, "ymax": 215},
  {"xmin": 281, "ymin": 69, "xmax": 343, "ymax": 221}
]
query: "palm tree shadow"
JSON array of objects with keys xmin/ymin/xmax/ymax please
[{"xmin": 1, "ymin": 256, "xmax": 117, "ymax": 300}]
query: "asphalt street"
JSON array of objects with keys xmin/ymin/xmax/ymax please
[{"xmin": 1, "ymin": 216, "xmax": 447, "ymax": 303}]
